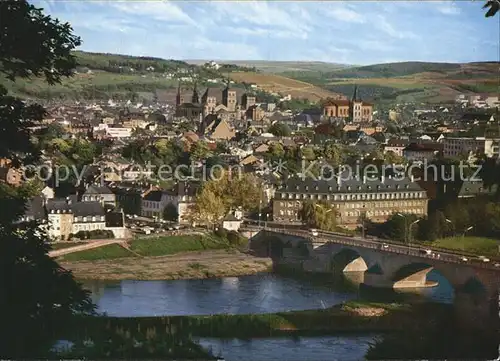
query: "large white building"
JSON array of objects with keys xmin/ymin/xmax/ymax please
[
  {"xmin": 93, "ymin": 124, "xmax": 132, "ymax": 138},
  {"xmin": 443, "ymin": 137, "xmax": 500, "ymax": 158},
  {"xmin": 141, "ymin": 182, "xmax": 199, "ymax": 224}
]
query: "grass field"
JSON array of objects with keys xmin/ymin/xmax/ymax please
[
  {"xmin": 59, "ymin": 234, "xmax": 231, "ymax": 262},
  {"xmin": 50, "ymin": 242, "xmax": 87, "ymax": 250},
  {"xmin": 431, "ymin": 237, "xmax": 499, "ymax": 257},
  {"xmin": 129, "ymin": 234, "xmax": 229, "ymax": 256},
  {"xmin": 60, "ymin": 244, "xmax": 133, "ymax": 262},
  {"xmin": 1, "ymin": 71, "xmax": 178, "ymax": 100},
  {"xmin": 206, "ymin": 60, "xmax": 348, "ymax": 73},
  {"xmin": 283, "ymin": 61, "xmax": 499, "ymax": 103},
  {"xmin": 3, "ymin": 50, "xmax": 497, "ymax": 104},
  {"xmin": 229, "ymin": 71, "xmax": 344, "ymax": 102}
]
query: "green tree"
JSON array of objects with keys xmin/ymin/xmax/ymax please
[
  {"xmin": 187, "ymin": 171, "xmax": 263, "ymax": 226},
  {"xmin": 186, "ymin": 188, "xmax": 226, "ymax": 228},
  {"xmin": 322, "ymin": 143, "xmax": 342, "ymax": 166},
  {"xmin": 382, "ymin": 213, "xmax": 418, "ymax": 243},
  {"xmin": 299, "ymin": 146, "xmax": 316, "ymax": 161},
  {"xmin": 0, "ymin": 2, "xmax": 95, "ymax": 356},
  {"xmin": 268, "ymin": 123, "xmax": 292, "ymax": 137},
  {"xmin": 484, "ymin": 0, "xmax": 499, "ymax": 17},
  {"xmin": 0, "ymin": 1, "xmax": 81, "ymax": 165},
  {"xmin": 162, "ymin": 203, "xmax": 179, "ymax": 222},
  {"xmin": 268, "ymin": 142, "xmax": 285, "ymax": 158},
  {"xmin": 384, "ymin": 150, "xmax": 405, "ymax": 165},
  {"xmin": 418, "ymin": 210, "xmax": 447, "ymax": 242},
  {"xmin": 484, "ymin": 202, "xmax": 500, "ymax": 235},
  {"xmin": 299, "ymin": 200, "xmax": 338, "ymax": 231},
  {"xmin": 190, "ymin": 141, "xmax": 211, "ymax": 162}
]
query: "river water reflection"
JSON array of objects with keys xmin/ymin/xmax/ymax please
[
  {"xmin": 84, "ymin": 271, "xmax": 454, "ymax": 361},
  {"xmin": 85, "ymin": 270, "xmax": 453, "ymax": 317},
  {"xmin": 195, "ymin": 335, "xmax": 378, "ymax": 361}
]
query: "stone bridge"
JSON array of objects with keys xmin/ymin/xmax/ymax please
[{"xmin": 244, "ymin": 228, "xmax": 500, "ymax": 328}]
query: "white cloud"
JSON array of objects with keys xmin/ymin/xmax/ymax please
[
  {"xmin": 228, "ymin": 27, "xmax": 307, "ymax": 40},
  {"xmin": 357, "ymin": 39, "xmax": 395, "ymax": 52},
  {"xmin": 109, "ymin": 1, "xmax": 196, "ymax": 25},
  {"xmin": 209, "ymin": 1, "xmax": 311, "ymax": 35},
  {"xmin": 44, "ymin": 10, "xmax": 135, "ymax": 34},
  {"xmin": 305, "ymin": 47, "xmax": 352, "ymax": 63},
  {"xmin": 325, "ymin": 4, "xmax": 365, "ymax": 23},
  {"xmin": 374, "ymin": 15, "xmax": 419, "ymax": 39},
  {"xmin": 435, "ymin": 2, "xmax": 461, "ymax": 15}
]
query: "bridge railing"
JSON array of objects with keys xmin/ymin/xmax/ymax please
[
  {"xmin": 243, "ymin": 225, "xmax": 500, "ymax": 262},
  {"xmin": 257, "ymin": 228, "xmax": 500, "ymax": 271}
]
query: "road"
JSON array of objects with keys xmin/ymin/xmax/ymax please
[
  {"xmin": 49, "ymin": 228, "xmax": 210, "ymax": 258},
  {"xmin": 49, "ymin": 239, "xmax": 127, "ymax": 257},
  {"xmin": 242, "ymin": 226, "xmax": 500, "ymax": 271}
]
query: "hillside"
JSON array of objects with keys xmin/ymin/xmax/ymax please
[
  {"xmin": 186, "ymin": 60, "xmax": 348, "ymax": 73},
  {"xmin": 0, "ymin": 51, "xmax": 223, "ymax": 102},
  {"xmin": 228, "ymin": 72, "xmax": 344, "ymax": 102},
  {"xmin": 0, "ymin": 51, "xmax": 343, "ymax": 103},
  {"xmin": 281, "ymin": 61, "xmax": 499, "ymax": 104},
  {"xmin": 2, "ymin": 52, "xmax": 497, "ymax": 105}
]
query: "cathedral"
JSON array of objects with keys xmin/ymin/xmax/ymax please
[{"xmin": 174, "ymin": 81, "xmax": 255, "ymax": 120}]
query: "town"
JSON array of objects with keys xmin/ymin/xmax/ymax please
[
  {"xmin": 1, "ymin": 1, "xmax": 499, "ymax": 360},
  {"xmin": 5, "ymin": 79, "xmax": 500, "ymax": 246}
]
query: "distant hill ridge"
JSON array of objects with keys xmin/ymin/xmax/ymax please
[{"xmin": 1, "ymin": 50, "xmax": 497, "ymax": 104}]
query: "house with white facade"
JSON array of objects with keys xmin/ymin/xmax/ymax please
[{"xmin": 443, "ymin": 137, "xmax": 500, "ymax": 158}]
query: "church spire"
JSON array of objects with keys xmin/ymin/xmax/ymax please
[
  {"xmin": 176, "ymin": 81, "xmax": 182, "ymax": 106},
  {"xmin": 352, "ymin": 84, "xmax": 361, "ymax": 102},
  {"xmin": 192, "ymin": 82, "xmax": 200, "ymax": 104}
]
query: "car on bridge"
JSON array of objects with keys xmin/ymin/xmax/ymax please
[
  {"xmin": 419, "ymin": 249, "xmax": 432, "ymax": 255},
  {"xmin": 310, "ymin": 229, "xmax": 319, "ymax": 236}
]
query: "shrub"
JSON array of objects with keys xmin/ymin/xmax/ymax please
[{"xmin": 214, "ymin": 228, "xmax": 228, "ymax": 239}]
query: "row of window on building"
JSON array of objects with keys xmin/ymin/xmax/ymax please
[{"xmin": 279, "ymin": 192, "xmax": 426, "ymax": 201}]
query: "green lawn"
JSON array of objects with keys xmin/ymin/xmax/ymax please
[
  {"xmin": 59, "ymin": 234, "xmax": 232, "ymax": 261},
  {"xmin": 431, "ymin": 237, "xmax": 499, "ymax": 257},
  {"xmin": 50, "ymin": 242, "xmax": 86, "ymax": 250},
  {"xmin": 59, "ymin": 244, "xmax": 134, "ymax": 262},
  {"xmin": 129, "ymin": 234, "xmax": 229, "ymax": 257}
]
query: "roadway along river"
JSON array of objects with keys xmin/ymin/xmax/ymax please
[{"xmin": 84, "ymin": 273, "xmax": 453, "ymax": 361}]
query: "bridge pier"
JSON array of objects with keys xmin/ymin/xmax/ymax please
[
  {"xmin": 343, "ymin": 257, "xmax": 368, "ymax": 272},
  {"xmin": 248, "ymin": 229, "xmax": 500, "ymax": 326}
]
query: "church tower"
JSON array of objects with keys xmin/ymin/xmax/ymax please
[
  {"xmin": 241, "ymin": 92, "xmax": 256, "ymax": 111},
  {"xmin": 175, "ymin": 82, "xmax": 184, "ymax": 106},
  {"xmin": 222, "ymin": 79, "xmax": 236, "ymax": 112},
  {"xmin": 350, "ymin": 84, "xmax": 363, "ymax": 123},
  {"xmin": 192, "ymin": 82, "xmax": 200, "ymax": 104}
]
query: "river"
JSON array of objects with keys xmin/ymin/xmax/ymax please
[
  {"xmin": 84, "ymin": 271, "xmax": 453, "ymax": 360},
  {"xmin": 86, "ymin": 271, "xmax": 453, "ymax": 317}
]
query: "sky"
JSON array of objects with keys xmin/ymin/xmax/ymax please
[{"xmin": 34, "ymin": 0, "xmax": 499, "ymax": 65}]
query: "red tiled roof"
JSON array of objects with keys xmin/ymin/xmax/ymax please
[{"xmin": 323, "ymin": 99, "xmax": 350, "ymax": 107}]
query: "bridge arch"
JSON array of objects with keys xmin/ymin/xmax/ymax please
[
  {"xmin": 390, "ymin": 262, "xmax": 457, "ymax": 303},
  {"xmin": 330, "ymin": 248, "xmax": 368, "ymax": 274}
]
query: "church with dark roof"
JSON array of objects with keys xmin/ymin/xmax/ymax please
[{"xmin": 175, "ymin": 81, "xmax": 255, "ymax": 121}]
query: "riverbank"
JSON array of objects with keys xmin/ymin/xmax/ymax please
[
  {"xmin": 61, "ymin": 249, "xmax": 272, "ymax": 280},
  {"xmin": 74, "ymin": 301, "xmax": 447, "ymax": 338}
]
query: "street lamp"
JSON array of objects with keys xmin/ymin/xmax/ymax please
[
  {"xmin": 395, "ymin": 213, "xmax": 407, "ymax": 244},
  {"xmin": 258, "ymin": 195, "xmax": 263, "ymax": 229},
  {"xmin": 462, "ymin": 225, "xmax": 474, "ymax": 252},
  {"xmin": 358, "ymin": 211, "xmax": 367, "ymax": 239},
  {"xmin": 396, "ymin": 213, "xmax": 420, "ymax": 251},
  {"xmin": 409, "ymin": 219, "xmax": 420, "ymax": 250}
]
